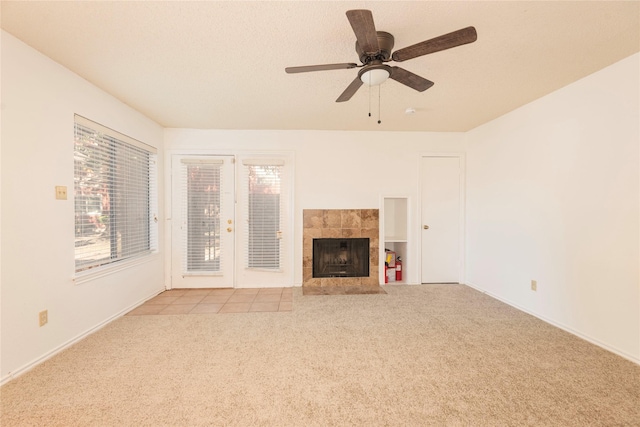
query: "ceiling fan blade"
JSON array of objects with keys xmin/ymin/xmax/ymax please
[
  {"xmin": 346, "ymin": 9, "xmax": 380, "ymax": 55},
  {"xmin": 389, "ymin": 67, "xmax": 434, "ymax": 92},
  {"xmin": 285, "ymin": 63, "xmax": 359, "ymax": 74},
  {"xmin": 336, "ymin": 77, "xmax": 364, "ymax": 102},
  {"xmin": 391, "ymin": 26, "xmax": 477, "ymax": 62}
]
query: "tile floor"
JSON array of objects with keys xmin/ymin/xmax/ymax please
[{"xmin": 126, "ymin": 287, "xmax": 293, "ymax": 316}]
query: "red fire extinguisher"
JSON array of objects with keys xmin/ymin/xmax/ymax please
[
  {"xmin": 384, "ymin": 263, "xmax": 388, "ymax": 284},
  {"xmin": 395, "ymin": 258, "xmax": 402, "ymax": 282}
]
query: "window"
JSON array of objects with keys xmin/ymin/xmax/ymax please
[
  {"xmin": 74, "ymin": 115, "xmax": 157, "ymax": 273},
  {"xmin": 242, "ymin": 159, "xmax": 284, "ymax": 270}
]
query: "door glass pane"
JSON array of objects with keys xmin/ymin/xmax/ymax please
[
  {"xmin": 185, "ymin": 163, "xmax": 222, "ymax": 272},
  {"xmin": 247, "ymin": 165, "xmax": 281, "ymax": 269}
]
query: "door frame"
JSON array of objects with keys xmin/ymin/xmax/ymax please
[
  {"xmin": 418, "ymin": 152, "xmax": 466, "ymax": 284},
  {"xmin": 170, "ymin": 154, "xmax": 236, "ymax": 289},
  {"xmin": 164, "ymin": 149, "xmax": 295, "ymax": 290},
  {"xmin": 234, "ymin": 153, "xmax": 295, "ymax": 288}
]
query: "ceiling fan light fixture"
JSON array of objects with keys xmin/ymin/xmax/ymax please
[{"xmin": 360, "ymin": 68, "xmax": 390, "ymax": 86}]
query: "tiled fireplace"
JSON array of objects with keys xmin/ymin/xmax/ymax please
[{"xmin": 303, "ymin": 209, "xmax": 381, "ymax": 293}]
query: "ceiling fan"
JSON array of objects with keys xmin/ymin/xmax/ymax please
[{"xmin": 285, "ymin": 10, "xmax": 477, "ymax": 102}]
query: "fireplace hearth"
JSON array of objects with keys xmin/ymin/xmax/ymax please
[{"xmin": 313, "ymin": 238, "xmax": 370, "ymax": 278}]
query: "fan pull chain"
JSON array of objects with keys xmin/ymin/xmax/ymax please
[
  {"xmin": 378, "ymin": 84, "xmax": 382, "ymax": 124},
  {"xmin": 368, "ymin": 73, "xmax": 372, "ymax": 117}
]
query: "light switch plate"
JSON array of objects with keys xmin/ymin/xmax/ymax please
[{"xmin": 55, "ymin": 186, "xmax": 67, "ymax": 200}]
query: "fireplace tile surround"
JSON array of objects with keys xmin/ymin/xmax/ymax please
[{"xmin": 303, "ymin": 209, "xmax": 380, "ymax": 292}]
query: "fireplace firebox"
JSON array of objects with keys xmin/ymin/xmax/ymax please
[{"xmin": 313, "ymin": 238, "xmax": 370, "ymax": 278}]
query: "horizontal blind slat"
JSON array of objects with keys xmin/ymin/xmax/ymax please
[{"xmin": 74, "ymin": 114, "xmax": 157, "ymax": 154}]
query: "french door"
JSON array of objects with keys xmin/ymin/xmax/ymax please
[
  {"xmin": 171, "ymin": 154, "xmax": 292, "ymax": 289},
  {"xmin": 171, "ymin": 155, "xmax": 235, "ymax": 288}
]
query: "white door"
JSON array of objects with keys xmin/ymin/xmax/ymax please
[
  {"xmin": 171, "ymin": 155, "xmax": 235, "ymax": 288},
  {"xmin": 235, "ymin": 157, "xmax": 292, "ymax": 288},
  {"xmin": 421, "ymin": 156, "xmax": 462, "ymax": 283}
]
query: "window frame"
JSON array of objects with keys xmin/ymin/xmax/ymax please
[{"xmin": 73, "ymin": 115, "xmax": 158, "ymax": 280}]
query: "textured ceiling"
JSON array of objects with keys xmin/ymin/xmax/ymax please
[{"xmin": 1, "ymin": 1, "xmax": 639, "ymax": 132}]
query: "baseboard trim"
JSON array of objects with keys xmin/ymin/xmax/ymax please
[
  {"xmin": 0, "ymin": 288, "xmax": 164, "ymax": 386},
  {"xmin": 464, "ymin": 281, "xmax": 640, "ymax": 366}
]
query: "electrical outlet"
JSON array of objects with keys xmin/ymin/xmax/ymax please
[
  {"xmin": 531, "ymin": 280, "xmax": 537, "ymax": 292},
  {"xmin": 55, "ymin": 186, "xmax": 67, "ymax": 200},
  {"xmin": 39, "ymin": 310, "xmax": 48, "ymax": 326}
]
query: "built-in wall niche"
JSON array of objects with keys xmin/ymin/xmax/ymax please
[{"xmin": 383, "ymin": 197, "xmax": 408, "ymax": 284}]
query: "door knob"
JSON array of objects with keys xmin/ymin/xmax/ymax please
[
  {"xmin": 423, "ymin": 225, "xmax": 430, "ymax": 230},
  {"xmin": 227, "ymin": 227, "xmax": 233, "ymax": 232}
]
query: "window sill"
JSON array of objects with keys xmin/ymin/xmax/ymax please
[{"xmin": 73, "ymin": 253, "xmax": 160, "ymax": 285}]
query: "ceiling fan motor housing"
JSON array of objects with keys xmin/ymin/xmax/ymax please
[{"xmin": 356, "ymin": 31, "xmax": 395, "ymax": 63}]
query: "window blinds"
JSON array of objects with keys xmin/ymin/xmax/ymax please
[
  {"xmin": 243, "ymin": 161, "xmax": 284, "ymax": 270},
  {"xmin": 74, "ymin": 116, "xmax": 157, "ymax": 272},
  {"xmin": 181, "ymin": 159, "xmax": 224, "ymax": 273}
]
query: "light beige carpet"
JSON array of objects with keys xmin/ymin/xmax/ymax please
[{"xmin": 2, "ymin": 285, "xmax": 639, "ymax": 426}]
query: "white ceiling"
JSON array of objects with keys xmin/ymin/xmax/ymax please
[{"xmin": 2, "ymin": 1, "xmax": 638, "ymax": 132}]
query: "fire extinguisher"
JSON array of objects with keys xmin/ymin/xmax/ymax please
[
  {"xmin": 395, "ymin": 257, "xmax": 402, "ymax": 282},
  {"xmin": 384, "ymin": 263, "xmax": 389, "ymax": 284}
]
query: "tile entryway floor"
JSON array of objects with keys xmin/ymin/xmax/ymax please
[{"xmin": 126, "ymin": 288, "xmax": 293, "ymax": 316}]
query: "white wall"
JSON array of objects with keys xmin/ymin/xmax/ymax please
[
  {"xmin": 0, "ymin": 31, "xmax": 165, "ymax": 381},
  {"xmin": 164, "ymin": 129, "xmax": 465, "ymax": 286},
  {"xmin": 465, "ymin": 53, "xmax": 640, "ymax": 362}
]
